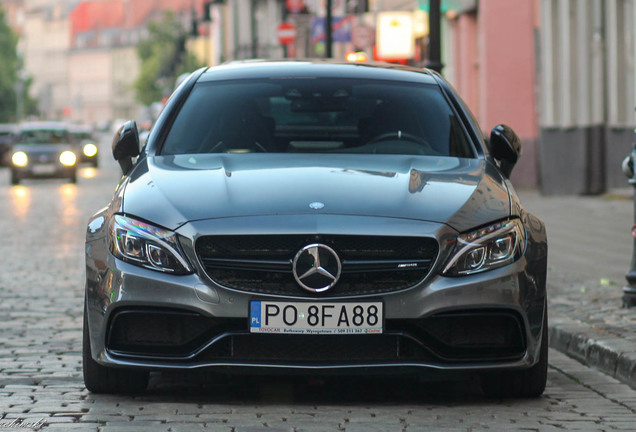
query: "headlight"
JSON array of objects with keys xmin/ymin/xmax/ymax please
[
  {"xmin": 108, "ymin": 214, "xmax": 192, "ymax": 274},
  {"xmin": 59, "ymin": 151, "xmax": 77, "ymax": 166},
  {"xmin": 12, "ymin": 151, "xmax": 28, "ymax": 167},
  {"xmin": 442, "ymin": 219, "xmax": 526, "ymax": 276},
  {"xmin": 83, "ymin": 143, "xmax": 98, "ymax": 157}
]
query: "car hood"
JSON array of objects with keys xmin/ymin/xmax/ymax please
[
  {"xmin": 13, "ymin": 143, "xmax": 75, "ymax": 154},
  {"xmin": 121, "ymin": 154, "xmax": 511, "ymax": 232}
]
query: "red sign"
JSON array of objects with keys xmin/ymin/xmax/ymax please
[
  {"xmin": 277, "ymin": 22, "xmax": 297, "ymax": 45},
  {"xmin": 352, "ymin": 23, "xmax": 375, "ymax": 49},
  {"xmin": 286, "ymin": 0, "xmax": 304, "ymax": 13}
]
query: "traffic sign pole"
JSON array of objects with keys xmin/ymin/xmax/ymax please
[{"xmin": 326, "ymin": 0, "xmax": 333, "ymax": 58}]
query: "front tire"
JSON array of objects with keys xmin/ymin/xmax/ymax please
[
  {"xmin": 10, "ymin": 171, "xmax": 20, "ymax": 185},
  {"xmin": 83, "ymin": 304, "xmax": 149, "ymax": 394},
  {"xmin": 480, "ymin": 309, "xmax": 548, "ymax": 398}
]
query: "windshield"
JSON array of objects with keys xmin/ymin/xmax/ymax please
[
  {"xmin": 18, "ymin": 129, "xmax": 71, "ymax": 144},
  {"xmin": 161, "ymin": 78, "xmax": 475, "ymax": 158}
]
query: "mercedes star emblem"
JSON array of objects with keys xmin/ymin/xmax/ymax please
[{"xmin": 292, "ymin": 243, "xmax": 342, "ymax": 293}]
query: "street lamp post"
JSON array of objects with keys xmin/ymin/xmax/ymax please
[
  {"xmin": 621, "ymin": 129, "xmax": 636, "ymax": 307},
  {"xmin": 325, "ymin": 0, "xmax": 333, "ymax": 58},
  {"xmin": 426, "ymin": 0, "xmax": 443, "ymax": 73}
]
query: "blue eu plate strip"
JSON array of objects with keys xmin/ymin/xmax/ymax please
[{"xmin": 250, "ymin": 301, "xmax": 261, "ymax": 328}]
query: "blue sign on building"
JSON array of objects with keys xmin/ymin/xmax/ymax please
[{"xmin": 311, "ymin": 16, "xmax": 353, "ymax": 43}]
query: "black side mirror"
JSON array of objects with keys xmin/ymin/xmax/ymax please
[
  {"xmin": 490, "ymin": 124, "xmax": 522, "ymax": 178},
  {"xmin": 112, "ymin": 120, "xmax": 140, "ymax": 175},
  {"xmin": 622, "ymin": 155, "xmax": 634, "ymax": 179}
]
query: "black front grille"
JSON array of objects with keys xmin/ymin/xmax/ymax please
[
  {"xmin": 398, "ymin": 310, "xmax": 526, "ymax": 360},
  {"xmin": 195, "ymin": 334, "xmax": 436, "ymax": 364},
  {"xmin": 105, "ymin": 309, "xmax": 526, "ymax": 364},
  {"xmin": 231, "ymin": 334, "xmax": 405, "ymax": 362},
  {"xmin": 107, "ymin": 309, "xmax": 229, "ymax": 357},
  {"xmin": 196, "ymin": 235, "xmax": 439, "ymax": 296}
]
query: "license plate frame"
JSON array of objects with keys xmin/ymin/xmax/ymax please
[
  {"xmin": 32, "ymin": 164, "xmax": 56, "ymax": 175},
  {"xmin": 249, "ymin": 300, "xmax": 384, "ymax": 335}
]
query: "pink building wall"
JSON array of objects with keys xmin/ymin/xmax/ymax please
[
  {"xmin": 450, "ymin": 0, "xmax": 539, "ymax": 188},
  {"xmin": 453, "ymin": 13, "xmax": 479, "ymax": 115}
]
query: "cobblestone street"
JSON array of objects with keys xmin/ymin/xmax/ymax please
[{"xmin": 1, "ymin": 143, "xmax": 636, "ymax": 431}]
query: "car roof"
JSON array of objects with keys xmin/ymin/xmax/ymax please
[
  {"xmin": 197, "ymin": 59, "xmax": 440, "ymax": 85},
  {"xmin": 0, "ymin": 123, "xmax": 18, "ymax": 132},
  {"xmin": 19, "ymin": 121, "xmax": 70, "ymax": 131}
]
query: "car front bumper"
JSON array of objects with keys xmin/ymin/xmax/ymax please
[
  {"xmin": 13, "ymin": 163, "xmax": 76, "ymax": 179},
  {"xmin": 85, "ymin": 214, "xmax": 547, "ymax": 374}
]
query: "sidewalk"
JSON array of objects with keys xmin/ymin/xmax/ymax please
[{"xmin": 518, "ymin": 188, "xmax": 636, "ymax": 389}]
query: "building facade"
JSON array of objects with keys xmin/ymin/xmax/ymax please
[
  {"xmin": 209, "ymin": 0, "xmax": 285, "ymax": 65},
  {"xmin": 539, "ymin": 0, "xmax": 636, "ymax": 194},
  {"xmin": 20, "ymin": 1, "xmax": 74, "ymax": 120},
  {"xmin": 68, "ymin": 0, "xmax": 208, "ymax": 125},
  {"xmin": 1, "ymin": 0, "xmax": 209, "ymax": 125},
  {"xmin": 3, "ymin": 0, "xmax": 636, "ymax": 194},
  {"xmin": 444, "ymin": 0, "xmax": 540, "ymax": 190}
]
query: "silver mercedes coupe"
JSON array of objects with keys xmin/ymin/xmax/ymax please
[{"xmin": 83, "ymin": 60, "xmax": 548, "ymax": 397}]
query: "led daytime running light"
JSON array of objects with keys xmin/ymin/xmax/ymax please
[
  {"xmin": 443, "ymin": 219, "xmax": 525, "ymax": 276},
  {"xmin": 108, "ymin": 215, "xmax": 192, "ymax": 274}
]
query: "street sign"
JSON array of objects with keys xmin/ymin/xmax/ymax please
[
  {"xmin": 311, "ymin": 16, "xmax": 353, "ymax": 43},
  {"xmin": 277, "ymin": 22, "xmax": 297, "ymax": 45},
  {"xmin": 351, "ymin": 23, "xmax": 375, "ymax": 49}
]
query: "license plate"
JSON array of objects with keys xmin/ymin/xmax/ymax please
[
  {"xmin": 32, "ymin": 164, "xmax": 56, "ymax": 175},
  {"xmin": 249, "ymin": 301, "xmax": 383, "ymax": 334}
]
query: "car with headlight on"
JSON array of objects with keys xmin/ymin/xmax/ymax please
[
  {"xmin": 83, "ymin": 60, "xmax": 548, "ymax": 397},
  {"xmin": 10, "ymin": 121, "xmax": 78, "ymax": 184},
  {"xmin": 69, "ymin": 124, "xmax": 99, "ymax": 167}
]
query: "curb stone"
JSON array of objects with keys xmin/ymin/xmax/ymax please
[
  {"xmin": 617, "ymin": 351, "xmax": 636, "ymax": 384},
  {"xmin": 549, "ymin": 309, "xmax": 636, "ymax": 389}
]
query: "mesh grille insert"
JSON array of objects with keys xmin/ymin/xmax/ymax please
[{"xmin": 196, "ymin": 234, "xmax": 438, "ymax": 296}]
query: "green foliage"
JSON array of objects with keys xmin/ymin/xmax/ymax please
[
  {"xmin": 0, "ymin": 7, "xmax": 18, "ymax": 122},
  {"xmin": 134, "ymin": 11, "xmax": 203, "ymax": 106},
  {"xmin": 22, "ymin": 75, "xmax": 38, "ymax": 117}
]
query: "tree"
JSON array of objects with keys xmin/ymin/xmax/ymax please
[
  {"xmin": 0, "ymin": 7, "xmax": 18, "ymax": 122},
  {"xmin": 134, "ymin": 11, "xmax": 203, "ymax": 106}
]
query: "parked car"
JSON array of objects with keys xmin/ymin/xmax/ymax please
[
  {"xmin": 69, "ymin": 124, "xmax": 99, "ymax": 167},
  {"xmin": 83, "ymin": 60, "xmax": 548, "ymax": 397},
  {"xmin": 10, "ymin": 121, "xmax": 78, "ymax": 184},
  {"xmin": 0, "ymin": 123, "xmax": 18, "ymax": 166}
]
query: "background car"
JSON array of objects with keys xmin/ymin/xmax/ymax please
[
  {"xmin": 83, "ymin": 60, "xmax": 548, "ymax": 397},
  {"xmin": 10, "ymin": 121, "xmax": 78, "ymax": 185},
  {"xmin": 0, "ymin": 123, "xmax": 18, "ymax": 166},
  {"xmin": 69, "ymin": 124, "xmax": 99, "ymax": 167}
]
